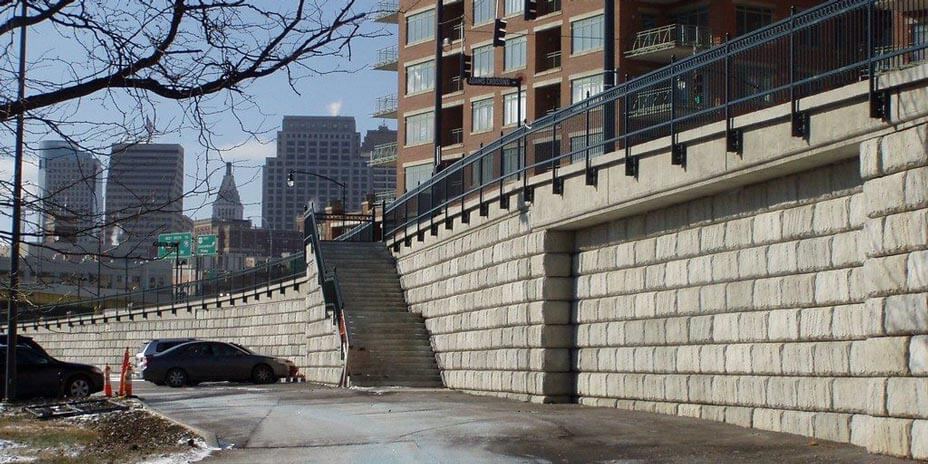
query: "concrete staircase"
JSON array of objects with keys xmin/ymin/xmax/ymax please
[{"xmin": 318, "ymin": 241, "xmax": 443, "ymax": 388}]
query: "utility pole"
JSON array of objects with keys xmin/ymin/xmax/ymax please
[
  {"xmin": 433, "ymin": 0, "xmax": 444, "ymax": 172},
  {"xmin": 5, "ymin": 0, "xmax": 28, "ymax": 402}
]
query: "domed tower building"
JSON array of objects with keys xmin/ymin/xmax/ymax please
[{"xmin": 213, "ymin": 162, "xmax": 244, "ymax": 221}]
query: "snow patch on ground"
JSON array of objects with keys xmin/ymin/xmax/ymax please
[{"xmin": 0, "ymin": 439, "xmax": 35, "ymax": 464}]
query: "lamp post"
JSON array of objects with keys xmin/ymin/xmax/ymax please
[
  {"xmin": 287, "ymin": 169, "xmax": 348, "ymax": 212},
  {"xmin": 5, "ymin": 0, "xmax": 28, "ymax": 402}
]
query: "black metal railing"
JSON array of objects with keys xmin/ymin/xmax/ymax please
[
  {"xmin": 17, "ymin": 253, "xmax": 308, "ymax": 327},
  {"xmin": 380, "ymin": 0, "xmax": 928, "ymax": 246}
]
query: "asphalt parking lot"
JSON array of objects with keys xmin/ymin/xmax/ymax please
[{"xmin": 128, "ymin": 380, "xmax": 916, "ymax": 464}]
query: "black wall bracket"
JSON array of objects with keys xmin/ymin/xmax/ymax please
[
  {"xmin": 726, "ymin": 128, "xmax": 744, "ymax": 155},
  {"xmin": 625, "ymin": 155, "xmax": 639, "ymax": 178},
  {"xmin": 671, "ymin": 144, "xmax": 687, "ymax": 168},
  {"xmin": 870, "ymin": 90, "xmax": 890, "ymax": 121},
  {"xmin": 791, "ymin": 110, "xmax": 810, "ymax": 140}
]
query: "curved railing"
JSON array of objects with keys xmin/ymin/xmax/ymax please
[
  {"xmin": 381, "ymin": 0, "xmax": 928, "ymax": 246},
  {"xmin": 16, "ymin": 253, "xmax": 307, "ymax": 327}
]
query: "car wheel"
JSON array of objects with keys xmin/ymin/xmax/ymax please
[
  {"xmin": 65, "ymin": 375, "xmax": 91, "ymax": 398},
  {"xmin": 251, "ymin": 364, "xmax": 276, "ymax": 384},
  {"xmin": 165, "ymin": 368, "xmax": 188, "ymax": 388}
]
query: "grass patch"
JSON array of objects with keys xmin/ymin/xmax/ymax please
[{"xmin": 0, "ymin": 414, "xmax": 98, "ymax": 448}]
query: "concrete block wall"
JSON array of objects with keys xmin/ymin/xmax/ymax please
[
  {"xmin": 571, "ymin": 131, "xmax": 928, "ymax": 459},
  {"xmin": 304, "ymin": 245, "xmax": 344, "ymax": 385},
  {"xmin": 25, "ymin": 281, "xmax": 312, "ymax": 372},
  {"xmin": 18, "ymin": 246, "xmax": 345, "ymax": 386},
  {"xmin": 396, "ymin": 214, "xmax": 574, "ymax": 403},
  {"xmin": 855, "ymin": 124, "xmax": 928, "ymax": 458}
]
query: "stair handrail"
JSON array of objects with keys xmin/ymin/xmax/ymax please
[{"xmin": 303, "ymin": 204, "xmax": 344, "ymax": 324}]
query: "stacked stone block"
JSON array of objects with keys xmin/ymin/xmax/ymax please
[
  {"xmin": 397, "ymin": 215, "xmax": 574, "ymax": 403},
  {"xmin": 856, "ymin": 124, "xmax": 928, "ymax": 458},
  {"xmin": 572, "ymin": 159, "xmax": 883, "ymax": 450},
  {"xmin": 304, "ymin": 245, "xmax": 345, "ymax": 385}
]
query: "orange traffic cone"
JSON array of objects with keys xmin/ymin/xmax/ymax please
[
  {"xmin": 124, "ymin": 364, "xmax": 133, "ymax": 397},
  {"xmin": 103, "ymin": 365, "xmax": 112, "ymax": 397},
  {"xmin": 118, "ymin": 348, "xmax": 130, "ymax": 397}
]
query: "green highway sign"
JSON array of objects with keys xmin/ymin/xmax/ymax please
[
  {"xmin": 195, "ymin": 234, "xmax": 218, "ymax": 256},
  {"xmin": 156, "ymin": 232, "xmax": 193, "ymax": 259}
]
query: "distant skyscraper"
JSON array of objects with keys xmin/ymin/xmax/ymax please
[
  {"xmin": 361, "ymin": 124, "xmax": 398, "ymax": 204},
  {"xmin": 262, "ymin": 116, "xmax": 371, "ymax": 230},
  {"xmin": 105, "ymin": 143, "xmax": 186, "ymax": 258},
  {"xmin": 212, "ymin": 162, "xmax": 244, "ymax": 221},
  {"xmin": 37, "ymin": 140, "xmax": 104, "ymax": 245}
]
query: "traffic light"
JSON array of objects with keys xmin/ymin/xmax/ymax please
[
  {"xmin": 524, "ymin": 0, "xmax": 537, "ymax": 20},
  {"xmin": 693, "ymin": 73, "xmax": 704, "ymax": 105},
  {"xmin": 461, "ymin": 53, "xmax": 473, "ymax": 79},
  {"xmin": 493, "ymin": 18, "xmax": 507, "ymax": 47}
]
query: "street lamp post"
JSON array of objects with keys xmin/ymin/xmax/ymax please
[{"xmin": 287, "ymin": 169, "xmax": 348, "ymax": 212}]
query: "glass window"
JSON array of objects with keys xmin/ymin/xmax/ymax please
[
  {"xmin": 405, "ymin": 164, "xmax": 433, "ymax": 191},
  {"xmin": 505, "ymin": 0, "xmax": 523, "ymax": 16},
  {"xmin": 571, "ymin": 74, "xmax": 604, "ymax": 104},
  {"xmin": 735, "ymin": 6, "xmax": 772, "ymax": 35},
  {"xmin": 405, "ymin": 113, "xmax": 434, "ymax": 146},
  {"xmin": 503, "ymin": 91, "xmax": 526, "ymax": 126},
  {"xmin": 571, "ymin": 15, "xmax": 604, "ymax": 54},
  {"xmin": 407, "ymin": 9, "xmax": 435, "ymax": 44},
  {"xmin": 212, "ymin": 343, "xmax": 244, "ymax": 357},
  {"xmin": 472, "ymin": 98, "xmax": 494, "ymax": 133},
  {"xmin": 570, "ymin": 133, "xmax": 605, "ymax": 162},
  {"xmin": 406, "ymin": 60, "xmax": 435, "ymax": 94},
  {"xmin": 502, "ymin": 145, "xmax": 521, "ymax": 176},
  {"xmin": 505, "ymin": 36, "xmax": 527, "ymax": 71},
  {"xmin": 476, "ymin": 154, "xmax": 495, "ymax": 185},
  {"xmin": 473, "ymin": 45, "xmax": 494, "ymax": 77},
  {"xmin": 474, "ymin": 0, "xmax": 494, "ymax": 25},
  {"xmin": 675, "ymin": 6, "xmax": 709, "ymax": 28}
]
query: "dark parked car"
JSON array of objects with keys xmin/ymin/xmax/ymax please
[
  {"xmin": 0, "ymin": 335, "xmax": 51, "ymax": 357},
  {"xmin": 136, "ymin": 338, "xmax": 197, "ymax": 373},
  {"xmin": 141, "ymin": 341, "xmax": 294, "ymax": 387},
  {"xmin": 0, "ymin": 345, "xmax": 104, "ymax": 399}
]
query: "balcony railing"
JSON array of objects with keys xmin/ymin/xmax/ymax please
[
  {"xmin": 444, "ymin": 128, "xmax": 463, "ymax": 147},
  {"xmin": 375, "ymin": 0, "xmax": 928, "ymax": 248},
  {"xmin": 373, "ymin": 94, "xmax": 398, "ymax": 118},
  {"xmin": 375, "ymin": 191, "xmax": 397, "ymax": 204},
  {"xmin": 538, "ymin": 50, "xmax": 562, "ymax": 72},
  {"xmin": 538, "ymin": 0, "xmax": 561, "ymax": 16},
  {"xmin": 445, "ymin": 75, "xmax": 464, "ymax": 94},
  {"xmin": 369, "ymin": 142, "xmax": 398, "ymax": 166},
  {"xmin": 626, "ymin": 24, "xmax": 713, "ymax": 62},
  {"xmin": 374, "ymin": 46, "xmax": 398, "ymax": 71},
  {"xmin": 374, "ymin": 0, "xmax": 398, "ymax": 23}
]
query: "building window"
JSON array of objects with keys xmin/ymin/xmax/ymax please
[
  {"xmin": 405, "ymin": 112, "xmax": 434, "ymax": 146},
  {"xmin": 476, "ymin": 155, "xmax": 495, "ymax": 185},
  {"xmin": 505, "ymin": 0, "xmax": 523, "ymax": 16},
  {"xmin": 406, "ymin": 60, "xmax": 435, "ymax": 94},
  {"xmin": 502, "ymin": 145, "xmax": 521, "ymax": 176},
  {"xmin": 405, "ymin": 164, "xmax": 433, "ymax": 191},
  {"xmin": 571, "ymin": 74, "xmax": 604, "ymax": 104},
  {"xmin": 505, "ymin": 36, "xmax": 527, "ymax": 71},
  {"xmin": 675, "ymin": 6, "xmax": 709, "ymax": 28},
  {"xmin": 571, "ymin": 15, "xmax": 604, "ymax": 55},
  {"xmin": 472, "ymin": 98, "xmax": 494, "ymax": 133},
  {"xmin": 735, "ymin": 5, "xmax": 772, "ymax": 35},
  {"xmin": 503, "ymin": 91, "xmax": 526, "ymax": 126},
  {"xmin": 407, "ymin": 9, "xmax": 435, "ymax": 45},
  {"xmin": 570, "ymin": 133, "xmax": 604, "ymax": 162},
  {"xmin": 474, "ymin": 0, "xmax": 494, "ymax": 25},
  {"xmin": 473, "ymin": 45, "xmax": 494, "ymax": 77}
]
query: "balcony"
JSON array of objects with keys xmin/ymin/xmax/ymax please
[
  {"xmin": 373, "ymin": 94, "xmax": 398, "ymax": 119},
  {"xmin": 374, "ymin": 190, "xmax": 396, "ymax": 204},
  {"xmin": 535, "ymin": 27, "xmax": 562, "ymax": 73},
  {"xmin": 368, "ymin": 142, "xmax": 398, "ymax": 166},
  {"xmin": 626, "ymin": 24, "xmax": 713, "ymax": 63},
  {"xmin": 538, "ymin": 0, "xmax": 561, "ymax": 17},
  {"xmin": 374, "ymin": 0, "xmax": 398, "ymax": 23},
  {"xmin": 374, "ymin": 46, "xmax": 398, "ymax": 71}
]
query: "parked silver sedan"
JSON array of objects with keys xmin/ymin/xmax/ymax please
[{"xmin": 141, "ymin": 341, "xmax": 294, "ymax": 387}]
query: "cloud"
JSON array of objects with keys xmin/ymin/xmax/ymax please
[
  {"xmin": 327, "ymin": 100, "xmax": 343, "ymax": 117},
  {"xmin": 216, "ymin": 139, "xmax": 276, "ymax": 162}
]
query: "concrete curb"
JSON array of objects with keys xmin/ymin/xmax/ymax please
[{"xmin": 137, "ymin": 400, "xmax": 220, "ymax": 449}]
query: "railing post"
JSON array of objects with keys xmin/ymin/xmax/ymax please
[
  {"xmin": 724, "ymin": 33, "xmax": 742, "ymax": 155},
  {"xmin": 552, "ymin": 123, "xmax": 563, "ymax": 194},
  {"xmin": 789, "ymin": 5, "xmax": 809, "ymax": 139},
  {"xmin": 498, "ymin": 131, "xmax": 509, "ymax": 209},
  {"xmin": 584, "ymin": 91, "xmax": 597, "ymax": 186},
  {"xmin": 670, "ymin": 56, "xmax": 686, "ymax": 168},
  {"xmin": 868, "ymin": 0, "xmax": 889, "ymax": 120}
]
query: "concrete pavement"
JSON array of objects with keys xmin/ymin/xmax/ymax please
[{"xmin": 130, "ymin": 381, "xmax": 917, "ymax": 463}]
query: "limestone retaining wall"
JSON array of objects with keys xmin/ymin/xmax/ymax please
[
  {"xmin": 397, "ymin": 217, "xmax": 573, "ymax": 403},
  {"xmin": 17, "ymin": 244, "xmax": 344, "ymax": 385}
]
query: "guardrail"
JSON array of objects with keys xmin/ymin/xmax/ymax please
[
  {"xmin": 16, "ymin": 253, "xmax": 307, "ymax": 327},
  {"xmin": 380, "ymin": 0, "xmax": 928, "ymax": 247}
]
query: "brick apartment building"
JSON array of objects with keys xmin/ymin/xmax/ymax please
[{"xmin": 376, "ymin": 0, "xmax": 824, "ymax": 194}]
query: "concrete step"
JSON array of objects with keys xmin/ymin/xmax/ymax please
[{"xmin": 348, "ymin": 344, "xmax": 435, "ymax": 353}]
